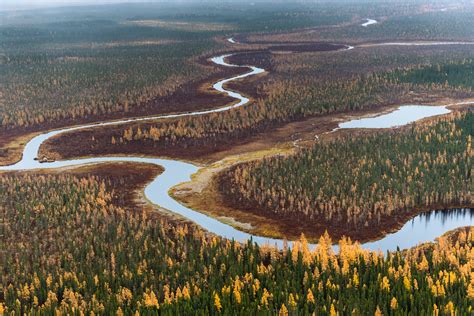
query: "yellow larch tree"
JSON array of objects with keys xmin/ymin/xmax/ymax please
[
  {"xmin": 390, "ymin": 297, "xmax": 398, "ymax": 310},
  {"xmin": 214, "ymin": 293, "xmax": 222, "ymax": 312},
  {"xmin": 306, "ymin": 289, "xmax": 315, "ymax": 305},
  {"xmin": 279, "ymin": 303, "xmax": 289, "ymax": 316}
]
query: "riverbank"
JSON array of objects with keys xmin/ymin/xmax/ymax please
[{"xmin": 172, "ymin": 154, "xmax": 472, "ymax": 244}]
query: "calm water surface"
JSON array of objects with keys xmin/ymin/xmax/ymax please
[
  {"xmin": 362, "ymin": 18, "xmax": 378, "ymax": 27},
  {"xmin": 338, "ymin": 105, "xmax": 450, "ymax": 129}
]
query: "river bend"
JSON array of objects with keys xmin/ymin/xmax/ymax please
[{"xmin": 1, "ymin": 42, "xmax": 472, "ymax": 253}]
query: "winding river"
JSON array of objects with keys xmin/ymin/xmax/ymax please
[{"xmin": 0, "ymin": 41, "xmax": 472, "ymax": 253}]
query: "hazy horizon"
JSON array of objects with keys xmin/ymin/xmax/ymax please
[
  {"xmin": 0, "ymin": 0, "xmax": 168, "ymax": 11},
  {"xmin": 1, "ymin": 0, "xmax": 239, "ymax": 11},
  {"xmin": 1, "ymin": 0, "xmax": 454, "ymax": 12}
]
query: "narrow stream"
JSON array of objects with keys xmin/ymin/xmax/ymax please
[{"xmin": 0, "ymin": 42, "xmax": 471, "ymax": 253}]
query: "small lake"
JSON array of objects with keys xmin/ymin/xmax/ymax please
[
  {"xmin": 338, "ymin": 105, "xmax": 450, "ymax": 129},
  {"xmin": 362, "ymin": 18, "xmax": 378, "ymax": 27},
  {"xmin": 365, "ymin": 209, "xmax": 473, "ymax": 251}
]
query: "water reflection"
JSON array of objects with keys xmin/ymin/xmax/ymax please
[
  {"xmin": 413, "ymin": 208, "xmax": 473, "ymax": 227},
  {"xmin": 338, "ymin": 105, "xmax": 450, "ymax": 129},
  {"xmin": 364, "ymin": 208, "xmax": 473, "ymax": 252}
]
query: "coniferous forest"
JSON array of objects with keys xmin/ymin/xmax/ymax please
[
  {"xmin": 2, "ymin": 1, "xmax": 474, "ymax": 315},
  {"xmin": 1, "ymin": 174, "xmax": 473, "ymax": 315}
]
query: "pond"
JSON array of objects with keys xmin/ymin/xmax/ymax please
[{"xmin": 338, "ymin": 105, "xmax": 450, "ymax": 129}]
